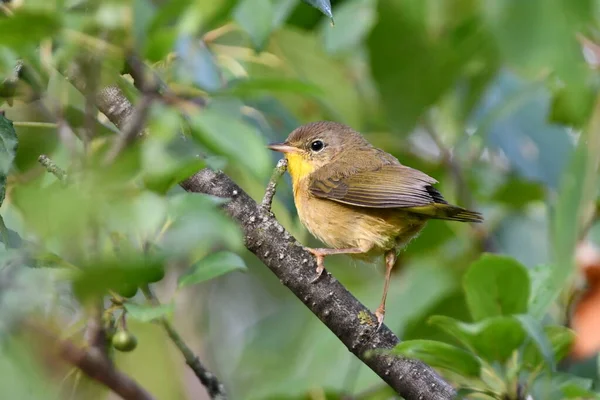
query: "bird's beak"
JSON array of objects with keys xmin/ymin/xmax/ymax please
[{"xmin": 267, "ymin": 142, "xmax": 300, "ymax": 153}]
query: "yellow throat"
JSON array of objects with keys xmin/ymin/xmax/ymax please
[{"xmin": 285, "ymin": 153, "xmax": 315, "ymax": 192}]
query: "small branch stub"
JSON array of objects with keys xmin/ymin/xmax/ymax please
[
  {"xmin": 261, "ymin": 158, "xmax": 288, "ymax": 212},
  {"xmin": 38, "ymin": 154, "xmax": 68, "ymax": 184}
]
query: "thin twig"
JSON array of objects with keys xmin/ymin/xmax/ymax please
[
  {"xmin": 27, "ymin": 322, "xmax": 156, "ymax": 400},
  {"xmin": 38, "ymin": 154, "xmax": 68, "ymax": 183},
  {"xmin": 141, "ymin": 285, "xmax": 227, "ymax": 400},
  {"xmin": 12, "ymin": 121, "xmax": 57, "ymax": 128},
  {"xmin": 261, "ymin": 158, "xmax": 288, "ymax": 212},
  {"xmin": 84, "ymin": 302, "xmax": 111, "ymax": 360}
]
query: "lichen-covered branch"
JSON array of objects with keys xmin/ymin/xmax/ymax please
[{"xmin": 261, "ymin": 158, "xmax": 288, "ymax": 211}]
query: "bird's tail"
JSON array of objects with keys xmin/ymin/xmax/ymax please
[{"xmin": 407, "ymin": 203, "xmax": 483, "ymax": 223}]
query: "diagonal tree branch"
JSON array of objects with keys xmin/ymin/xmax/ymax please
[
  {"xmin": 89, "ymin": 81, "xmax": 456, "ymax": 400},
  {"xmin": 180, "ymin": 171, "xmax": 456, "ymax": 400}
]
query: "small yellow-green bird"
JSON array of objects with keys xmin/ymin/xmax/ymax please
[{"xmin": 268, "ymin": 121, "xmax": 482, "ymax": 327}]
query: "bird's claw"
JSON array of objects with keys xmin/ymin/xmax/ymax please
[
  {"xmin": 306, "ymin": 248, "xmax": 325, "ymax": 283},
  {"xmin": 375, "ymin": 307, "xmax": 385, "ymax": 330}
]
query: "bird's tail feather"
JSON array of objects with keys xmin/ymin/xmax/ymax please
[{"xmin": 407, "ymin": 203, "xmax": 483, "ymax": 223}]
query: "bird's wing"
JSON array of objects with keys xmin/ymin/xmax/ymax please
[{"xmin": 308, "ymin": 163, "xmax": 446, "ymax": 208}]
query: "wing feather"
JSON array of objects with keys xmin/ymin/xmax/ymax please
[{"xmin": 309, "ymin": 164, "xmax": 444, "ymax": 208}]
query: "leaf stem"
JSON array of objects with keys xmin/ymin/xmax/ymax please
[{"xmin": 12, "ymin": 121, "xmax": 57, "ymax": 128}]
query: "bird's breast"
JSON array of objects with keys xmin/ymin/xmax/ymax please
[{"xmin": 292, "ymin": 178, "xmax": 426, "ymax": 255}]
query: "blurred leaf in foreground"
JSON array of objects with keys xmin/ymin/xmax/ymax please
[
  {"xmin": 159, "ymin": 193, "xmax": 243, "ymax": 257},
  {"xmin": 72, "ymin": 255, "xmax": 165, "ymax": 301},
  {"xmin": 369, "ymin": 0, "xmax": 492, "ymax": 132},
  {"xmin": 125, "ymin": 302, "xmax": 174, "ymax": 322},
  {"xmin": 301, "ymin": 0, "xmax": 333, "ymax": 21},
  {"xmin": 234, "ymin": 0, "xmax": 274, "ymax": 51},
  {"xmin": 179, "ymin": 251, "xmax": 247, "ymax": 288},
  {"xmin": 320, "ymin": 0, "xmax": 374, "ymax": 55},
  {"xmin": 0, "ymin": 10, "xmax": 62, "ymax": 50},
  {"xmin": 189, "ymin": 104, "xmax": 271, "ymax": 179}
]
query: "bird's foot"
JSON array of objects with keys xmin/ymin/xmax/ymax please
[{"xmin": 305, "ymin": 248, "xmax": 326, "ymax": 283}]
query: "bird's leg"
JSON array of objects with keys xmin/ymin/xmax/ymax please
[
  {"xmin": 375, "ymin": 250, "xmax": 397, "ymax": 329},
  {"xmin": 304, "ymin": 247, "xmax": 365, "ymax": 283}
]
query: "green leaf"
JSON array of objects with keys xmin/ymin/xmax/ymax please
[
  {"xmin": 234, "ymin": 0, "xmax": 273, "ymax": 51},
  {"xmin": 0, "ymin": 114, "xmax": 17, "ymax": 208},
  {"xmin": 550, "ymin": 84, "xmax": 597, "ymax": 128},
  {"xmin": 264, "ymin": 28, "xmax": 362, "ymax": 127},
  {"xmin": 72, "ymin": 256, "xmax": 165, "ymax": 301},
  {"xmin": 463, "ymin": 254, "xmax": 530, "ymax": 321},
  {"xmin": 522, "ymin": 324, "xmax": 574, "ymax": 371},
  {"xmin": 143, "ymin": 157, "xmax": 205, "ymax": 194},
  {"xmin": 133, "ymin": 0, "xmax": 156, "ymax": 48},
  {"xmin": 272, "ymin": 0, "xmax": 298, "ymax": 29},
  {"xmin": 429, "ymin": 315, "xmax": 526, "ymax": 363},
  {"xmin": 0, "ymin": 11, "xmax": 61, "ymax": 49},
  {"xmin": 516, "ymin": 315, "xmax": 555, "ymax": 371},
  {"xmin": 141, "ymin": 135, "xmax": 206, "ymax": 194},
  {"xmin": 189, "ymin": 106, "xmax": 271, "ymax": 179},
  {"xmin": 481, "ymin": 0, "xmax": 589, "ymax": 81},
  {"xmin": 491, "ymin": 177, "xmax": 545, "ymax": 209},
  {"xmin": 551, "ymin": 374, "xmax": 599, "ymax": 399},
  {"xmin": 124, "ymin": 302, "xmax": 174, "ymax": 322},
  {"xmin": 540, "ymin": 115, "xmax": 600, "ymax": 316},
  {"xmin": 219, "ymin": 78, "xmax": 323, "ymax": 98},
  {"xmin": 561, "ymin": 384, "xmax": 600, "ymax": 399},
  {"xmin": 368, "ymin": 0, "xmax": 492, "ymax": 132},
  {"xmin": 301, "ymin": 0, "xmax": 333, "ymax": 20},
  {"xmin": 320, "ymin": 0, "xmax": 375, "ymax": 55},
  {"xmin": 392, "ymin": 339, "xmax": 481, "ymax": 377},
  {"xmin": 482, "ymin": 0, "xmax": 594, "ymax": 127},
  {"xmin": 160, "ymin": 193, "xmax": 242, "ymax": 257},
  {"xmin": 175, "ymin": 36, "xmax": 222, "ymax": 92},
  {"xmin": 106, "ymin": 191, "xmax": 168, "ymax": 238},
  {"xmin": 532, "ymin": 373, "xmax": 597, "ymax": 400},
  {"xmin": 178, "ymin": 251, "xmax": 247, "ymax": 288},
  {"xmin": 528, "ymin": 264, "xmax": 554, "ymax": 319}
]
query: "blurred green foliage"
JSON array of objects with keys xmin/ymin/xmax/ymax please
[{"xmin": 0, "ymin": 0, "xmax": 599, "ymax": 399}]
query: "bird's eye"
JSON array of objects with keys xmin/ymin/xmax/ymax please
[{"xmin": 310, "ymin": 140, "xmax": 324, "ymax": 152}]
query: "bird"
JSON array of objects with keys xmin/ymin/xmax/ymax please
[{"xmin": 267, "ymin": 121, "xmax": 483, "ymax": 327}]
